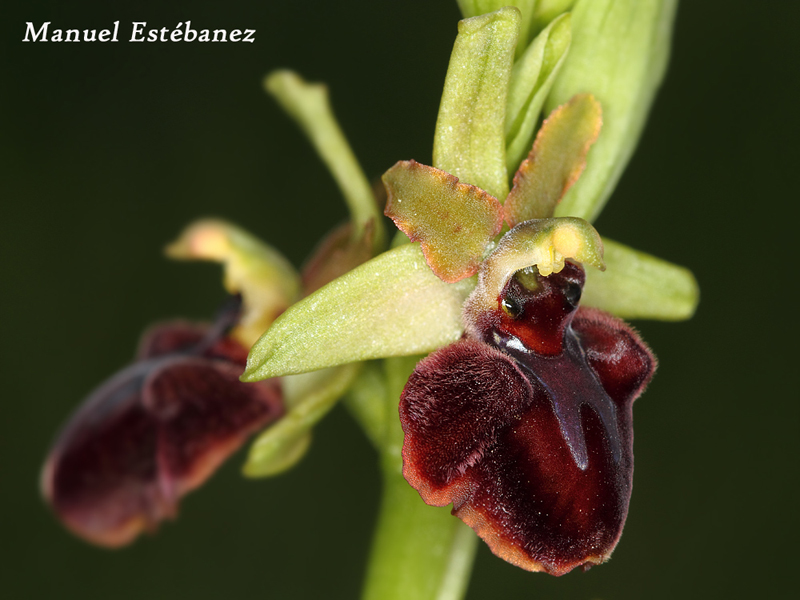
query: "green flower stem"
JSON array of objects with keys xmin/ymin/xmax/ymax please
[
  {"xmin": 264, "ymin": 70, "xmax": 385, "ymax": 252},
  {"xmin": 361, "ymin": 357, "xmax": 478, "ymax": 600},
  {"xmin": 362, "ymin": 467, "xmax": 477, "ymax": 600}
]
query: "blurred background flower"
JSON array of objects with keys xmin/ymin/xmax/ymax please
[{"xmin": 1, "ymin": 1, "xmax": 795, "ymax": 599}]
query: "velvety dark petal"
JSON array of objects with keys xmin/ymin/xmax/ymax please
[
  {"xmin": 41, "ymin": 363, "xmax": 169, "ymax": 547},
  {"xmin": 143, "ymin": 357, "xmax": 283, "ymax": 495},
  {"xmin": 497, "ymin": 331, "xmax": 621, "ymax": 471},
  {"xmin": 43, "ymin": 327, "xmax": 283, "ymax": 547},
  {"xmin": 400, "ymin": 340, "xmax": 533, "ymax": 506},
  {"xmin": 400, "ymin": 335, "xmax": 636, "ymax": 575}
]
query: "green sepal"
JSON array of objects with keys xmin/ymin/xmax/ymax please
[
  {"xmin": 547, "ymin": 0, "xmax": 678, "ymax": 222},
  {"xmin": 265, "ymin": 70, "xmax": 385, "ymax": 252},
  {"xmin": 433, "ymin": 7, "xmax": 520, "ymax": 200},
  {"xmin": 242, "ymin": 244, "xmax": 475, "ymax": 381},
  {"xmin": 242, "ymin": 363, "xmax": 361, "ymax": 478},
  {"xmin": 505, "ymin": 13, "xmax": 572, "ymax": 174},
  {"xmin": 583, "ymin": 237, "xmax": 699, "ymax": 321}
]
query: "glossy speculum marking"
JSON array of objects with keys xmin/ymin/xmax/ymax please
[{"xmin": 400, "ymin": 262, "xmax": 655, "ymax": 575}]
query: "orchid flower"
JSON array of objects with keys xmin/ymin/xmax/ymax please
[{"xmin": 42, "ymin": 2, "xmax": 697, "ymax": 599}]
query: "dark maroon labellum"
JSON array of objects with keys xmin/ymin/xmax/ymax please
[
  {"xmin": 41, "ymin": 298, "xmax": 283, "ymax": 547},
  {"xmin": 399, "ymin": 262, "xmax": 656, "ymax": 575}
]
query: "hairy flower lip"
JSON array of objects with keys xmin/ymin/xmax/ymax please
[{"xmin": 400, "ymin": 264, "xmax": 655, "ymax": 575}]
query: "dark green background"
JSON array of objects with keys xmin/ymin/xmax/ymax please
[{"xmin": 2, "ymin": 1, "xmax": 796, "ymax": 598}]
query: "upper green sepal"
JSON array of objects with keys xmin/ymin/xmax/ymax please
[
  {"xmin": 457, "ymin": 1, "xmax": 536, "ymax": 57},
  {"xmin": 242, "ymin": 244, "xmax": 475, "ymax": 381}
]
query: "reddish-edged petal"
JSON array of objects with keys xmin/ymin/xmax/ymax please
[
  {"xmin": 399, "ymin": 334, "xmax": 636, "ymax": 575},
  {"xmin": 383, "ymin": 160, "xmax": 503, "ymax": 283},
  {"xmin": 455, "ymin": 377, "xmax": 632, "ymax": 575},
  {"xmin": 504, "ymin": 94, "xmax": 602, "ymax": 227}
]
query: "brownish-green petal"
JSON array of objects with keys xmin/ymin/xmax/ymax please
[
  {"xmin": 383, "ymin": 160, "xmax": 503, "ymax": 283},
  {"xmin": 504, "ymin": 94, "xmax": 601, "ymax": 227}
]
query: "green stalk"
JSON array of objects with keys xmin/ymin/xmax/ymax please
[{"xmin": 359, "ymin": 357, "xmax": 478, "ymax": 600}]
